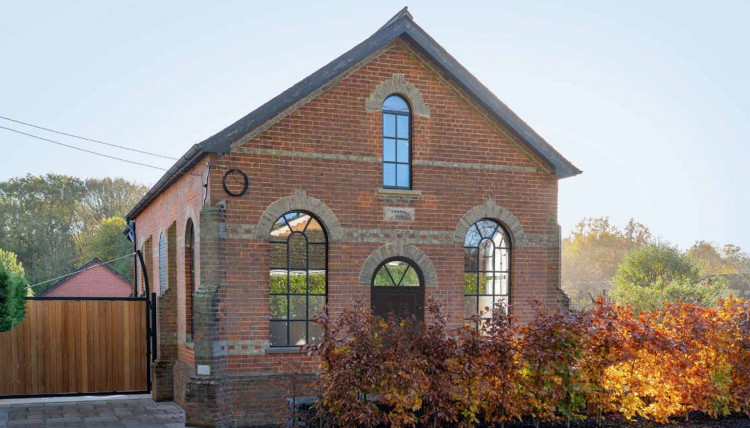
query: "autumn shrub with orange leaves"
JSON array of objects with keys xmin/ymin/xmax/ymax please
[{"xmin": 305, "ymin": 297, "xmax": 750, "ymax": 427}]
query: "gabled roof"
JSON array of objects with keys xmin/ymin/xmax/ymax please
[
  {"xmin": 39, "ymin": 257, "xmax": 131, "ymax": 296},
  {"xmin": 127, "ymin": 7, "xmax": 580, "ymax": 220}
]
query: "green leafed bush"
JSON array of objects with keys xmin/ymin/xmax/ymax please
[
  {"xmin": 611, "ymin": 244, "xmax": 728, "ymax": 313},
  {"xmin": 0, "ymin": 248, "xmax": 29, "ymax": 332}
]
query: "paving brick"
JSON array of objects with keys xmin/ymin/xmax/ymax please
[
  {"xmin": 1, "ymin": 398, "xmax": 185, "ymax": 427},
  {"xmin": 7, "ymin": 421, "xmax": 45, "ymax": 427},
  {"xmin": 43, "ymin": 417, "xmax": 82, "ymax": 424}
]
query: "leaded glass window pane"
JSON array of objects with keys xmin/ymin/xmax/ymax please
[
  {"xmin": 383, "ymin": 115, "xmax": 396, "ymax": 137},
  {"xmin": 396, "ymin": 164, "xmax": 410, "ymax": 188},
  {"xmin": 309, "ymin": 323, "xmax": 324, "ymax": 344},
  {"xmin": 383, "ymin": 164, "xmax": 396, "ymax": 187},
  {"xmin": 396, "ymin": 115, "xmax": 409, "ymax": 138},
  {"xmin": 383, "ymin": 95, "xmax": 409, "ymax": 111},
  {"xmin": 373, "ymin": 260, "xmax": 420, "ymax": 287}
]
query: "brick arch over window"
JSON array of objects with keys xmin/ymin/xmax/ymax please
[
  {"xmin": 359, "ymin": 241, "xmax": 438, "ymax": 287},
  {"xmin": 365, "ymin": 74, "xmax": 430, "ymax": 118},
  {"xmin": 454, "ymin": 198, "xmax": 527, "ymax": 246},
  {"xmin": 254, "ymin": 191, "xmax": 343, "ymax": 241}
]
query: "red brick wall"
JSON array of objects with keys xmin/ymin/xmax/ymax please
[
  {"xmin": 135, "ymin": 160, "xmax": 206, "ymax": 393},
  {"xmin": 42, "ymin": 264, "xmax": 132, "ymax": 298},
  {"xmin": 135, "ymin": 38, "xmax": 570, "ymax": 426}
]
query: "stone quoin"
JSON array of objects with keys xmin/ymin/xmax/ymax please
[{"xmin": 126, "ymin": 8, "xmax": 581, "ymax": 427}]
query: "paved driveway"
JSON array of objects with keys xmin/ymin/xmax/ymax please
[{"xmin": 0, "ymin": 396, "xmax": 185, "ymax": 427}]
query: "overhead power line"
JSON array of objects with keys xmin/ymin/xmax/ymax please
[
  {"xmin": 28, "ymin": 252, "xmax": 136, "ymax": 291},
  {"xmin": 0, "ymin": 125, "xmax": 170, "ymax": 171},
  {"xmin": 0, "ymin": 115, "xmax": 177, "ymax": 160}
]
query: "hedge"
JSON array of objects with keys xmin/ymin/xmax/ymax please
[{"xmin": 298, "ymin": 297, "xmax": 750, "ymax": 427}]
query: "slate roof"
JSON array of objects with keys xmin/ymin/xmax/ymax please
[{"xmin": 127, "ymin": 7, "xmax": 581, "ymax": 220}]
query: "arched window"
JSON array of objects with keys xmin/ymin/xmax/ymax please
[
  {"xmin": 140, "ymin": 238, "xmax": 152, "ymax": 297},
  {"xmin": 371, "ymin": 258, "xmax": 424, "ymax": 321},
  {"xmin": 464, "ymin": 219, "xmax": 511, "ymax": 326},
  {"xmin": 382, "ymin": 94, "xmax": 411, "ymax": 189},
  {"xmin": 185, "ymin": 219, "xmax": 195, "ymax": 341},
  {"xmin": 269, "ymin": 211, "xmax": 327, "ymax": 347},
  {"xmin": 158, "ymin": 232, "xmax": 167, "ymax": 294},
  {"xmin": 373, "ymin": 259, "xmax": 420, "ymax": 287}
]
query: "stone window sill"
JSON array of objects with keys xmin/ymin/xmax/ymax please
[
  {"xmin": 378, "ymin": 188, "xmax": 422, "ymax": 197},
  {"xmin": 266, "ymin": 346, "xmax": 306, "ymax": 354}
]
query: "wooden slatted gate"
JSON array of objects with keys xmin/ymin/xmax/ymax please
[{"xmin": 0, "ymin": 297, "xmax": 151, "ymax": 397}]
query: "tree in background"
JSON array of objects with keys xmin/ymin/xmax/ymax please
[
  {"xmin": 0, "ymin": 174, "xmax": 146, "ymax": 291},
  {"xmin": 0, "ymin": 248, "xmax": 29, "ymax": 331},
  {"xmin": 610, "ymin": 244, "xmax": 727, "ymax": 313},
  {"xmin": 77, "ymin": 177, "xmax": 148, "ymax": 232},
  {"xmin": 686, "ymin": 241, "xmax": 736, "ymax": 275},
  {"xmin": 0, "ymin": 174, "xmax": 86, "ymax": 285},
  {"xmin": 562, "ymin": 217, "xmax": 652, "ymax": 309},
  {"xmin": 78, "ymin": 217, "xmax": 133, "ymax": 279},
  {"xmin": 686, "ymin": 241, "xmax": 750, "ymax": 299},
  {"xmin": 0, "ymin": 247, "xmax": 25, "ymax": 277}
]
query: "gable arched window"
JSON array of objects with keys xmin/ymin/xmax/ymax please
[
  {"xmin": 464, "ymin": 219, "xmax": 511, "ymax": 327},
  {"xmin": 371, "ymin": 258, "xmax": 424, "ymax": 321},
  {"xmin": 158, "ymin": 232, "xmax": 167, "ymax": 294},
  {"xmin": 382, "ymin": 94, "xmax": 411, "ymax": 189},
  {"xmin": 269, "ymin": 211, "xmax": 327, "ymax": 347}
]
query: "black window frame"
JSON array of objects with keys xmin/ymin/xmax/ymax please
[
  {"xmin": 268, "ymin": 210, "xmax": 328, "ymax": 348},
  {"xmin": 463, "ymin": 218, "xmax": 512, "ymax": 328},
  {"xmin": 382, "ymin": 94, "xmax": 412, "ymax": 190}
]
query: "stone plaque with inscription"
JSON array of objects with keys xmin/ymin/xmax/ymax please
[{"xmin": 384, "ymin": 207, "xmax": 415, "ymax": 222}]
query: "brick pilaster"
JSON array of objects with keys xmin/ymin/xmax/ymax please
[
  {"xmin": 184, "ymin": 204, "xmax": 232, "ymax": 427},
  {"xmin": 153, "ymin": 222, "xmax": 178, "ymax": 401}
]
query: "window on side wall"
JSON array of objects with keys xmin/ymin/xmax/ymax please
[{"xmin": 159, "ymin": 232, "xmax": 167, "ymax": 294}]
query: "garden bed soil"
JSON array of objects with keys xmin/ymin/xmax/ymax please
[{"xmin": 500, "ymin": 413, "xmax": 750, "ymax": 427}]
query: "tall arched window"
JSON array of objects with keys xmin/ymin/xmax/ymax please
[
  {"xmin": 139, "ymin": 238, "xmax": 152, "ymax": 297},
  {"xmin": 185, "ymin": 219, "xmax": 195, "ymax": 341},
  {"xmin": 269, "ymin": 211, "xmax": 327, "ymax": 347},
  {"xmin": 382, "ymin": 94, "xmax": 411, "ymax": 189},
  {"xmin": 464, "ymin": 219, "xmax": 511, "ymax": 326},
  {"xmin": 158, "ymin": 232, "xmax": 167, "ymax": 294}
]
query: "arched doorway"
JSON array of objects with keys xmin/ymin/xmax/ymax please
[{"xmin": 371, "ymin": 257, "xmax": 424, "ymax": 321}]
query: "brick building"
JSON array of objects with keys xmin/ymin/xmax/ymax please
[
  {"xmin": 126, "ymin": 8, "xmax": 580, "ymax": 427},
  {"xmin": 39, "ymin": 258, "xmax": 132, "ymax": 298}
]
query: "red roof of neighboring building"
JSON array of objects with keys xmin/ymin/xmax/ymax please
[{"xmin": 40, "ymin": 258, "xmax": 133, "ymax": 298}]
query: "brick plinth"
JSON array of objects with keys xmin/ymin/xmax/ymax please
[
  {"xmin": 184, "ymin": 376, "xmax": 231, "ymax": 427},
  {"xmin": 151, "ymin": 359, "xmax": 176, "ymax": 402}
]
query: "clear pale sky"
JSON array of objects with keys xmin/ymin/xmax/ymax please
[{"xmin": 1, "ymin": 1, "xmax": 748, "ymax": 250}]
